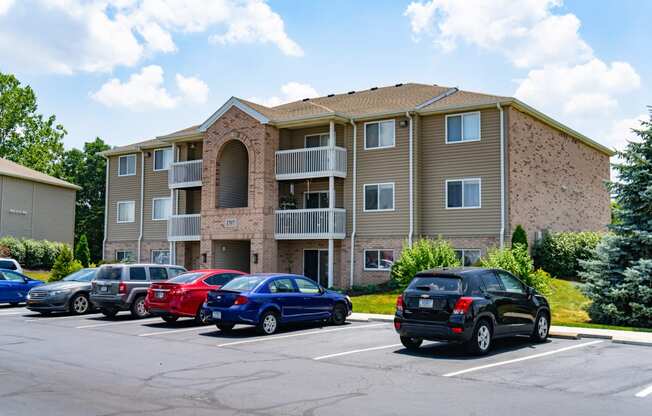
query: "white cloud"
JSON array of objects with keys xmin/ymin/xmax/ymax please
[
  {"xmin": 248, "ymin": 82, "xmax": 319, "ymax": 107},
  {"xmin": 605, "ymin": 113, "xmax": 649, "ymax": 151},
  {"xmin": 90, "ymin": 65, "xmax": 177, "ymax": 110},
  {"xmin": 176, "ymin": 74, "xmax": 209, "ymax": 104},
  {"xmin": 0, "ymin": 0, "xmax": 302, "ymax": 74}
]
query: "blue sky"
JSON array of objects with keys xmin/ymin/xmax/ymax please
[{"xmin": 1, "ymin": 0, "xmax": 650, "ymax": 152}]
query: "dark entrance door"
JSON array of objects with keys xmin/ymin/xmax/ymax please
[{"xmin": 303, "ymin": 249, "xmax": 328, "ymax": 287}]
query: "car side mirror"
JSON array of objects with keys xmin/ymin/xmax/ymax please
[
  {"xmin": 319, "ymin": 286, "xmax": 326, "ymax": 295},
  {"xmin": 525, "ymin": 286, "xmax": 533, "ymax": 296}
]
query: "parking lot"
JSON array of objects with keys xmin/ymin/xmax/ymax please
[{"xmin": 1, "ymin": 305, "xmax": 651, "ymax": 416}]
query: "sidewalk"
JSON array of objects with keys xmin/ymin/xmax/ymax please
[{"xmin": 349, "ymin": 312, "xmax": 652, "ymax": 347}]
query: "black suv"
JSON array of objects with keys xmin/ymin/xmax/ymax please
[{"xmin": 394, "ymin": 267, "xmax": 551, "ymax": 355}]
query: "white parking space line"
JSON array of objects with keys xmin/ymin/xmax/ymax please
[
  {"xmin": 0, "ymin": 311, "xmax": 27, "ymax": 316},
  {"xmin": 25, "ymin": 313, "xmax": 103, "ymax": 322},
  {"xmin": 635, "ymin": 383, "xmax": 652, "ymax": 398},
  {"xmin": 443, "ymin": 340, "xmax": 604, "ymax": 377},
  {"xmin": 139, "ymin": 326, "xmax": 213, "ymax": 337},
  {"xmin": 76, "ymin": 317, "xmax": 160, "ymax": 329},
  {"xmin": 217, "ymin": 323, "xmax": 388, "ymax": 347},
  {"xmin": 314, "ymin": 343, "xmax": 403, "ymax": 360}
]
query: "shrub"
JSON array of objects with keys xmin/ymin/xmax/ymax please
[
  {"xmin": 22, "ymin": 239, "xmax": 47, "ymax": 269},
  {"xmin": 49, "ymin": 245, "xmax": 78, "ymax": 282},
  {"xmin": 511, "ymin": 225, "xmax": 528, "ymax": 250},
  {"xmin": 532, "ymin": 230, "xmax": 602, "ymax": 279},
  {"xmin": 42, "ymin": 241, "xmax": 64, "ymax": 270},
  {"xmin": 390, "ymin": 237, "xmax": 461, "ymax": 289},
  {"xmin": 481, "ymin": 245, "xmax": 551, "ymax": 294},
  {"xmin": 75, "ymin": 235, "xmax": 91, "ymax": 267},
  {"xmin": 0, "ymin": 236, "xmax": 26, "ymax": 264}
]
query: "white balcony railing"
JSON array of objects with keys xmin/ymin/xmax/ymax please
[
  {"xmin": 169, "ymin": 160, "xmax": 202, "ymax": 188},
  {"xmin": 275, "ymin": 146, "xmax": 346, "ymax": 180},
  {"xmin": 275, "ymin": 208, "xmax": 346, "ymax": 240},
  {"xmin": 168, "ymin": 214, "xmax": 201, "ymax": 241}
]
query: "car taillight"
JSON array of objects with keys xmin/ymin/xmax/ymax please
[
  {"xmin": 234, "ymin": 295, "xmax": 248, "ymax": 305},
  {"xmin": 396, "ymin": 294, "xmax": 404, "ymax": 312},
  {"xmin": 118, "ymin": 282, "xmax": 127, "ymax": 294},
  {"xmin": 453, "ymin": 297, "xmax": 473, "ymax": 315},
  {"xmin": 394, "ymin": 320, "xmax": 401, "ymax": 330}
]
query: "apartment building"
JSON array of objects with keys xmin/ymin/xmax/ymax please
[{"xmin": 101, "ymin": 83, "xmax": 613, "ymax": 288}]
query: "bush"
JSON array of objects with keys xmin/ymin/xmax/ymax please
[
  {"xmin": 532, "ymin": 230, "xmax": 602, "ymax": 279},
  {"xmin": 42, "ymin": 241, "xmax": 64, "ymax": 270},
  {"xmin": 22, "ymin": 239, "xmax": 46, "ymax": 269},
  {"xmin": 511, "ymin": 225, "xmax": 528, "ymax": 250},
  {"xmin": 0, "ymin": 237, "xmax": 66, "ymax": 270},
  {"xmin": 49, "ymin": 245, "xmax": 79, "ymax": 282},
  {"xmin": 481, "ymin": 244, "xmax": 551, "ymax": 294},
  {"xmin": 0, "ymin": 236, "xmax": 26, "ymax": 264},
  {"xmin": 390, "ymin": 238, "xmax": 461, "ymax": 289},
  {"xmin": 75, "ymin": 235, "xmax": 91, "ymax": 267}
]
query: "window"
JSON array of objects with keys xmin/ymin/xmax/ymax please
[
  {"xmin": 304, "ymin": 191, "xmax": 329, "ymax": 209},
  {"xmin": 454, "ymin": 249, "xmax": 481, "ymax": 266},
  {"xmin": 149, "ymin": 267, "xmax": 168, "ymax": 281},
  {"xmin": 152, "ymin": 198, "xmax": 171, "ymax": 221},
  {"xmin": 269, "ymin": 278, "xmax": 296, "ymax": 293},
  {"xmin": 151, "ymin": 250, "xmax": 170, "ymax": 265},
  {"xmin": 446, "ymin": 178, "xmax": 481, "ymax": 209},
  {"xmin": 497, "ymin": 271, "xmax": 525, "ymax": 294},
  {"xmin": 169, "ymin": 268, "xmax": 185, "ymax": 278},
  {"xmin": 0, "ymin": 271, "xmax": 25, "ymax": 281},
  {"xmin": 364, "ymin": 120, "xmax": 395, "ymax": 149},
  {"xmin": 115, "ymin": 250, "xmax": 134, "ymax": 263},
  {"xmin": 364, "ymin": 183, "xmax": 394, "ymax": 211},
  {"xmin": 117, "ymin": 201, "xmax": 135, "ymax": 223},
  {"xmin": 118, "ymin": 154, "xmax": 136, "ymax": 176},
  {"xmin": 364, "ymin": 249, "xmax": 394, "ymax": 271},
  {"xmin": 305, "ymin": 133, "xmax": 330, "ymax": 148},
  {"xmin": 480, "ymin": 271, "xmax": 503, "ymax": 292},
  {"xmin": 446, "ymin": 112, "xmax": 481, "ymax": 143},
  {"xmin": 0, "ymin": 260, "xmax": 17, "ymax": 270},
  {"xmin": 154, "ymin": 148, "xmax": 173, "ymax": 171},
  {"xmin": 205, "ymin": 273, "xmax": 239, "ymax": 286},
  {"xmin": 129, "ymin": 267, "xmax": 147, "ymax": 281},
  {"xmin": 296, "ymin": 278, "xmax": 320, "ymax": 294}
]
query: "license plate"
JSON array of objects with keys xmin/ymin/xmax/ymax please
[
  {"xmin": 100, "ymin": 286, "xmax": 108, "ymax": 293},
  {"xmin": 419, "ymin": 298, "xmax": 434, "ymax": 308},
  {"xmin": 212, "ymin": 311, "xmax": 221, "ymax": 320},
  {"xmin": 155, "ymin": 291, "xmax": 165, "ymax": 299}
]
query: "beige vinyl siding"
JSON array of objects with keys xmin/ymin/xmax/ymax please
[
  {"xmin": 143, "ymin": 149, "xmax": 171, "ymax": 240},
  {"xmin": 420, "ymin": 108, "xmax": 501, "ymax": 236},
  {"xmin": 107, "ymin": 154, "xmax": 141, "ymax": 241},
  {"xmin": 279, "ymin": 125, "xmax": 345, "ymax": 150},
  {"xmin": 344, "ymin": 116, "xmax": 410, "ymax": 237}
]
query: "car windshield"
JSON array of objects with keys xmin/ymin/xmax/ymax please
[
  {"xmin": 96, "ymin": 266, "xmax": 124, "ymax": 281},
  {"xmin": 63, "ymin": 269, "xmax": 97, "ymax": 282},
  {"xmin": 220, "ymin": 275, "xmax": 266, "ymax": 292},
  {"xmin": 168, "ymin": 272, "xmax": 205, "ymax": 284},
  {"xmin": 409, "ymin": 276, "xmax": 462, "ymax": 293}
]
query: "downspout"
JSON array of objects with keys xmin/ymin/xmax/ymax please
[
  {"xmin": 102, "ymin": 156, "xmax": 109, "ymax": 261},
  {"xmin": 348, "ymin": 119, "xmax": 357, "ymax": 288},
  {"xmin": 406, "ymin": 112, "xmax": 414, "ymax": 247},
  {"xmin": 137, "ymin": 149, "xmax": 145, "ymax": 262},
  {"xmin": 497, "ymin": 103, "xmax": 505, "ymax": 248}
]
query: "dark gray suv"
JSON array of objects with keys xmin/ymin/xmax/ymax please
[{"xmin": 90, "ymin": 264, "xmax": 186, "ymax": 318}]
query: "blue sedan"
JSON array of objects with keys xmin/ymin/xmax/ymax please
[
  {"xmin": 202, "ymin": 273, "xmax": 352, "ymax": 335},
  {"xmin": 0, "ymin": 269, "xmax": 44, "ymax": 305}
]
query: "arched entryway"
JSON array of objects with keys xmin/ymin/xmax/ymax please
[{"xmin": 217, "ymin": 140, "xmax": 249, "ymax": 208}]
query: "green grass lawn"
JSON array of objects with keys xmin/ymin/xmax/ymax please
[
  {"xmin": 24, "ymin": 270, "xmax": 52, "ymax": 282},
  {"xmin": 351, "ymin": 278, "xmax": 652, "ymax": 333}
]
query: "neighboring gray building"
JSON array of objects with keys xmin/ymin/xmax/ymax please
[{"xmin": 0, "ymin": 158, "xmax": 80, "ymax": 245}]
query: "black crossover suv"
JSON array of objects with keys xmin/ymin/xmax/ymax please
[{"xmin": 394, "ymin": 267, "xmax": 551, "ymax": 355}]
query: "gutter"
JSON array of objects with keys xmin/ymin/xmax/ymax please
[
  {"xmin": 137, "ymin": 149, "xmax": 145, "ymax": 262},
  {"xmin": 102, "ymin": 156, "xmax": 109, "ymax": 261},
  {"xmin": 349, "ymin": 118, "xmax": 357, "ymax": 288},
  {"xmin": 497, "ymin": 103, "xmax": 505, "ymax": 249},
  {"xmin": 406, "ymin": 112, "xmax": 414, "ymax": 246}
]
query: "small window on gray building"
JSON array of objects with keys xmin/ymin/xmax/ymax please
[{"xmin": 118, "ymin": 154, "xmax": 136, "ymax": 176}]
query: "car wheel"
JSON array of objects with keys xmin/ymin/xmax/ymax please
[
  {"xmin": 216, "ymin": 323, "xmax": 235, "ymax": 332},
  {"xmin": 257, "ymin": 311, "xmax": 279, "ymax": 335},
  {"xmin": 195, "ymin": 307, "xmax": 209, "ymax": 325},
  {"xmin": 100, "ymin": 308, "xmax": 118, "ymax": 318},
  {"xmin": 468, "ymin": 320, "xmax": 492, "ymax": 355},
  {"xmin": 70, "ymin": 293, "xmax": 90, "ymax": 315},
  {"xmin": 161, "ymin": 315, "xmax": 178, "ymax": 323},
  {"xmin": 531, "ymin": 312, "xmax": 550, "ymax": 343},
  {"xmin": 130, "ymin": 296, "xmax": 150, "ymax": 319},
  {"xmin": 330, "ymin": 303, "xmax": 347, "ymax": 325},
  {"xmin": 400, "ymin": 336, "xmax": 423, "ymax": 350}
]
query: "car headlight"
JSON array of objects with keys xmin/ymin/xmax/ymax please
[{"xmin": 50, "ymin": 289, "xmax": 72, "ymax": 296}]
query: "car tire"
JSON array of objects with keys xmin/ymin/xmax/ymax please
[
  {"xmin": 257, "ymin": 311, "xmax": 279, "ymax": 335},
  {"xmin": 531, "ymin": 312, "xmax": 550, "ymax": 343},
  {"xmin": 216, "ymin": 323, "xmax": 235, "ymax": 332},
  {"xmin": 130, "ymin": 296, "xmax": 150, "ymax": 319},
  {"xmin": 400, "ymin": 336, "xmax": 423, "ymax": 350},
  {"xmin": 467, "ymin": 319, "xmax": 492, "ymax": 356},
  {"xmin": 69, "ymin": 293, "xmax": 90, "ymax": 315},
  {"xmin": 195, "ymin": 307, "xmax": 208, "ymax": 325},
  {"xmin": 161, "ymin": 315, "xmax": 178, "ymax": 323},
  {"xmin": 330, "ymin": 303, "xmax": 347, "ymax": 325},
  {"xmin": 100, "ymin": 308, "xmax": 118, "ymax": 318}
]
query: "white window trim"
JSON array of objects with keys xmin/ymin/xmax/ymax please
[
  {"xmin": 363, "ymin": 182, "xmax": 396, "ymax": 212},
  {"xmin": 303, "ymin": 191, "xmax": 329, "ymax": 209},
  {"xmin": 304, "ymin": 132, "xmax": 330, "ymax": 148},
  {"xmin": 151, "ymin": 197, "xmax": 171, "ymax": 221},
  {"xmin": 445, "ymin": 111, "xmax": 481, "ymax": 144},
  {"xmin": 116, "ymin": 250, "xmax": 134, "ymax": 262},
  {"xmin": 153, "ymin": 148, "xmax": 173, "ymax": 172},
  {"xmin": 454, "ymin": 249, "xmax": 482, "ymax": 266},
  {"xmin": 118, "ymin": 154, "xmax": 137, "ymax": 177},
  {"xmin": 363, "ymin": 249, "xmax": 395, "ymax": 272},
  {"xmin": 363, "ymin": 119, "xmax": 396, "ymax": 150},
  {"xmin": 116, "ymin": 200, "xmax": 136, "ymax": 223},
  {"xmin": 151, "ymin": 249, "xmax": 171, "ymax": 264},
  {"xmin": 445, "ymin": 178, "xmax": 482, "ymax": 209}
]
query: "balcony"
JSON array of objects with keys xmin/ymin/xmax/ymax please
[
  {"xmin": 168, "ymin": 214, "xmax": 201, "ymax": 241},
  {"xmin": 275, "ymin": 208, "xmax": 346, "ymax": 240},
  {"xmin": 275, "ymin": 146, "xmax": 347, "ymax": 180},
  {"xmin": 169, "ymin": 160, "xmax": 202, "ymax": 189}
]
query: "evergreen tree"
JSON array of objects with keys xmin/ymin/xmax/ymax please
[
  {"xmin": 581, "ymin": 111, "xmax": 652, "ymax": 327},
  {"xmin": 50, "ymin": 245, "xmax": 81, "ymax": 282},
  {"xmin": 74, "ymin": 234, "xmax": 91, "ymax": 267},
  {"xmin": 511, "ymin": 225, "xmax": 528, "ymax": 250}
]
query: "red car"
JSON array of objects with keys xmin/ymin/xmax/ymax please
[{"xmin": 145, "ymin": 269, "xmax": 246, "ymax": 323}]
